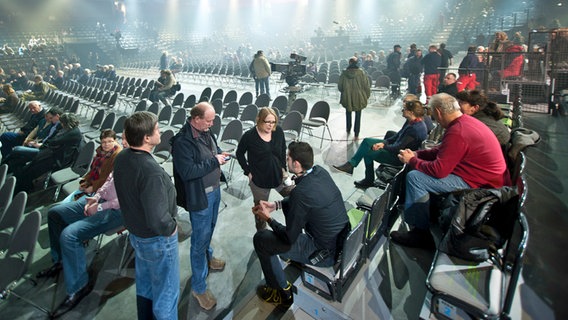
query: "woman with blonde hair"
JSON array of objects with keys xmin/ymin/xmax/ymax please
[{"xmin": 236, "ymin": 107, "xmax": 290, "ymax": 230}]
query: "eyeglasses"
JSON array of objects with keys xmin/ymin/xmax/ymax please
[{"xmin": 263, "ymin": 120, "xmax": 276, "ymax": 124}]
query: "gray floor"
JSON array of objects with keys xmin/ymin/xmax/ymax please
[{"xmin": 0, "ymin": 71, "xmax": 563, "ymax": 319}]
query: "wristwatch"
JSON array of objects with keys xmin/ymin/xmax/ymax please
[
  {"xmin": 97, "ymin": 204, "xmax": 103, "ymax": 212},
  {"xmin": 267, "ymin": 217, "xmax": 273, "ymax": 225}
]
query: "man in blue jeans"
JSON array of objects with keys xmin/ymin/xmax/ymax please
[
  {"xmin": 37, "ymin": 172, "xmax": 123, "ymax": 316},
  {"xmin": 114, "ymin": 112, "xmax": 179, "ymax": 320},
  {"xmin": 172, "ymin": 102, "xmax": 231, "ymax": 310}
]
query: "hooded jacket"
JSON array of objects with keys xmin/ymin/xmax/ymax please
[{"xmin": 338, "ymin": 65, "xmax": 370, "ymax": 112}]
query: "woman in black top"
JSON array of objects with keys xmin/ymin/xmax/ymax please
[{"xmin": 236, "ymin": 107, "xmax": 290, "ymax": 230}]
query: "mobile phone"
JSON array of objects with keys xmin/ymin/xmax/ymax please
[{"xmin": 224, "ymin": 156, "xmax": 231, "ymax": 161}]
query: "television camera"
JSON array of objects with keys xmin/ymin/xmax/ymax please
[{"xmin": 270, "ymin": 53, "xmax": 308, "ymax": 86}]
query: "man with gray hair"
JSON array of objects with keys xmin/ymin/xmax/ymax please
[{"xmin": 391, "ymin": 93, "xmax": 507, "ymax": 249}]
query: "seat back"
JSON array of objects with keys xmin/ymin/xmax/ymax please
[
  {"xmin": 158, "ymin": 105, "xmax": 173, "ymax": 125},
  {"xmin": 199, "ymin": 87, "xmax": 212, "ymax": 102},
  {"xmin": 171, "ymin": 92, "xmax": 184, "ymax": 108},
  {"xmin": 183, "ymin": 94, "xmax": 196, "ymax": 109},
  {"xmin": 211, "ymin": 88, "xmax": 224, "ymax": 102},
  {"xmin": 100, "ymin": 112, "xmax": 116, "ymax": 130},
  {"xmin": 301, "ymin": 210, "xmax": 368, "ymax": 302},
  {"xmin": 289, "ymin": 98, "xmax": 308, "ymax": 118},
  {"xmin": 281, "ymin": 111, "xmax": 303, "ymax": 142},
  {"xmin": 170, "ymin": 108, "xmax": 187, "ymax": 129},
  {"xmin": 0, "ymin": 210, "xmax": 41, "ymax": 290},
  {"xmin": 153, "ymin": 129, "xmax": 174, "ymax": 163},
  {"xmin": 71, "ymin": 141, "xmax": 96, "ymax": 176},
  {"xmin": 211, "ymin": 115, "xmax": 221, "ymax": 138},
  {"xmin": 223, "ymin": 90, "xmax": 237, "ymax": 105},
  {"xmin": 0, "ymin": 176, "xmax": 16, "ymax": 219},
  {"xmin": 147, "ymin": 102, "xmax": 160, "ymax": 115},
  {"xmin": 0, "ymin": 163, "xmax": 8, "ymax": 189},
  {"xmin": 240, "ymin": 104, "xmax": 258, "ymax": 123},
  {"xmin": 254, "ymin": 94, "xmax": 271, "ymax": 108},
  {"xmin": 0, "ymin": 191, "xmax": 27, "ymax": 251},
  {"xmin": 308, "ymin": 101, "xmax": 330, "ymax": 122},
  {"xmin": 238, "ymin": 91, "xmax": 253, "ymax": 106},
  {"xmin": 87, "ymin": 109, "xmax": 105, "ymax": 131},
  {"xmin": 134, "ymin": 100, "xmax": 147, "ymax": 112},
  {"xmin": 112, "ymin": 116, "xmax": 127, "ymax": 136},
  {"xmin": 220, "ymin": 119, "xmax": 243, "ymax": 145},
  {"xmin": 222, "ymin": 101, "xmax": 240, "ymax": 120},
  {"xmin": 339, "ymin": 210, "xmax": 367, "ymax": 278},
  {"xmin": 271, "ymin": 95, "xmax": 288, "ymax": 116},
  {"xmin": 212, "ymin": 98, "xmax": 223, "ymax": 115}
]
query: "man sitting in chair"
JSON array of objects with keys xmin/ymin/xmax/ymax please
[
  {"xmin": 37, "ymin": 138, "xmax": 128, "ymax": 316},
  {"xmin": 149, "ymin": 69, "xmax": 176, "ymax": 107},
  {"xmin": 391, "ymin": 93, "xmax": 507, "ymax": 249},
  {"xmin": 252, "ymin": 141, "xmax": 349, "ymax": 308}
]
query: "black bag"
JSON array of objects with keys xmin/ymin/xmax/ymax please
[{"xmin": 438, "ymin": 187, "xmax": 518, "ymax": 262}]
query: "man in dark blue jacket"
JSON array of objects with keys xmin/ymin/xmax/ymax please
[{"xmin": 172, "ymin": 102, "xmax": 231, "ymax": 311}]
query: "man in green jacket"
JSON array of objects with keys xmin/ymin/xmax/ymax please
[{"xmin": 338, "ymin": 56, "xmax": 370, "ymax": 140}]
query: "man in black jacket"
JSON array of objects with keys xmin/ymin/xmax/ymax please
[
  {"xmin": 252, "ymin": 141, "xmax": 349, "ymax": 308},
  {"xmin": 171, "ymin": 102, "xmax": 231, "ymax": 311}
]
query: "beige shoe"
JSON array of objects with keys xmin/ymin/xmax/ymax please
[
  {"xmin": 192, "ymin": 290, "xmax": 217, "ymax": 310},
  {"xmin": 208, "ymin": 257, "xmax": 226, "ymax": 271}
]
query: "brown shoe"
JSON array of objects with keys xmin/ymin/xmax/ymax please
[
  {"xmin": 333, "ymin": 162, "xmax": 354, "ymax": 175},
  {"xmin": 208, "ymin": 257, "xmax": 226, "ymax": 271},
  {"xmin": 192, "ymin": 290, "xmax": 217, "ymax": 310}
]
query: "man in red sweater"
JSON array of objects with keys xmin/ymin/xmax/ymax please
[{"xmin": 391, "ymin": 93, "xmax": 507, "ymax": 249}]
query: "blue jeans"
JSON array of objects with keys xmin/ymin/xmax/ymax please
[
  {"xmin": 403, "ymin": 170, "xmax": 470, "ymax": 229},
  {"xmin": 0, "ymin": 132, "xmax": 25, "ymax": 158},
  {"xmin": 258, "ymin": 77, "xmax": 270, "ymax": 97},
  {"xmin": 188, "ymin": 187, "xmax": 221, "ymax": 294},
  {"xmin": 349, "ymin": 137, "xmax": 402, "ymax": 182},
  {"xmin": 130, "ymin": 232, "xmax": 179, "ymax": 320},
  {"xmin": 253, "ymin": 230, "xmax": 334, "ymax": 289},
  {"xmin": 47, "ymin": 198, "xmax": 124, "ymax": 294}
]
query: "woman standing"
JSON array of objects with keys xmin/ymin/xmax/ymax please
[
  {"xmin": 338, "ymin": 56, "xmax": 370, "ymax": 140},
  {"xmin": 236, "ymin": 107, "xmax": 289, "ymax": 230}
]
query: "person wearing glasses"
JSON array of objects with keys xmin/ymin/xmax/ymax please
[
  {"xmin": 334, "ymin": 99, "xmax": 428, "ymax": 189},
  {"xmin": 236, "ymin": 107, "xmax": 290, "ymax": 231}
]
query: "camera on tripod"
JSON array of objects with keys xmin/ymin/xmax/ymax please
[{"xmin": 270, "ymin": 53, "xmax": 308, "ymax": 86}]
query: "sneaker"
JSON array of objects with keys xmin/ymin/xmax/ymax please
[
  {"xmin": 354, "ymin": 179, "xmax": 374, "ymax": 189},
  {"xmin": 208, "ymin": 257, "xmax": 226, "ymax": 271},
  {"xmin": 192, "ymin": 290, "xmax": 217, "ymax": 310},
  {"xmin": 256, "ymin": 282, "xmax": 293, "ymax": 308},
  {"xmin": 333, "ymin": 162, "xmax": 354, "ymax": 175},
  {"xmin": 390, "ymin": 228, "xmax": 435, "ymax": 250}
]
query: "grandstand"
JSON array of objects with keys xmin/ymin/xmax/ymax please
[{"xmin": 0, "ymin": 0, "xmax": 566, "ymax": 319}]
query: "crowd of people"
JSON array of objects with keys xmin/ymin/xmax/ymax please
[{"xmin": 0, "ymin": 25, "xmax": 544, "ymax": 319}]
